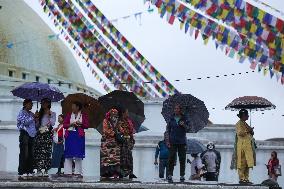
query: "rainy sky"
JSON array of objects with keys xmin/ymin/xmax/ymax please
[{"xmin": 25, "ymin": 0, "xmax": 284, "ymax": 140}]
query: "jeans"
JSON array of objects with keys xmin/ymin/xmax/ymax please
[
  {"xmin": 18, "ymin": 130, "xmax": 34, "ymax": 175},
  {"xmin": 159, "ymin": 159, "xmax": 168, "ymax": 178},
  {"xmin": 168, "ymin": 144, "xmax": 186, "ymax": 177}
]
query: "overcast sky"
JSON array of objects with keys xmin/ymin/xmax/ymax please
[{"xmin": 25, "ymin": 0, "xmax": 284, "ymax": 140}]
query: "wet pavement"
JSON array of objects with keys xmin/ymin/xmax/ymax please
[{"xmin": 0, "ymin": 172, "xmax": 268, "ymax": 189}]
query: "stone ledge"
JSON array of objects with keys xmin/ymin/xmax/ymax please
[{"xmin": 0, "ymin": 181, "xmax": 269, "ymax": 189}]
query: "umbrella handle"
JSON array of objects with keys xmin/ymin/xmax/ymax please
[
  {"xmin": 37, "ymin": 90, "xmax": 40, "ymax": 110},
  {"xmin": 249, "ymin": 109, "xmax": 252, "ymax": 127}
]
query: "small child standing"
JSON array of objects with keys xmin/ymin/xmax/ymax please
[
  {"xmin": 189, "ymin": 153, "xmax": 204, "ymax": 180},
  {"xmin": 266, "ymin": 151, "xmax": 281, "ymax": 181},
  {"xmin": 51, "ymin": 114, "xmax": 65, "ymax": 175}
]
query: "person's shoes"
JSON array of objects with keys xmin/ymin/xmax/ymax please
[
  {"xmin": 18, "ymin": 174, "xmax": 27, "ymax": 180},
  {"xmin": 74, "ymin": 174, "xmax": 83, "ymax": 178},
  {"xmin": 167, "ymin": 175, "xmax": 173, "ymax": 183},
  {"xmin": 245, "ymin": 180, "xmax": 253, "ymax": 185},
  {"xmin": 239, "ymin": 180, "xmax": 245, "ymax": 184},
  {"xmin": 43, "ymin": 171, "xmax": 49, "ymax": 177},
  {"xmin": 35, "ymin": 170, "xmax": 43, "ymax": 177},
  {"xmin": 56, "ymin": 171, "xmax": 63, "ymax": 176},
  {"xmin": 180, "ymin": 176, "xmax": 185, "ymax": 182},
  {"xmin": 112, "ymin": 174, "xmax": 119, "ymax": 179},
  {"xmin": 27, "ymin": 173, "xmax": 34, "ymax": 178},
  {"xmin": 129, "ymin": 174, "xmax": 137, "ymax": 179},
  {"xmin": 239, "ymin": 180, "xmax": 252, "ymax": 185}
]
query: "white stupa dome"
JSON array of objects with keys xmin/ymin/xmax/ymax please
[{"xmin": 0, "ymin": 0, "xmax": 86, "ymax": 87}]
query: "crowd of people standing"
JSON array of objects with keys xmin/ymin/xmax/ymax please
[
  {"xmin": 17, "ymin": 98, "xmax": 136, "ymax": 179},
  {"xmin": 17, "ymin": 99, "xmax": 281, "ymax": 184},
  {"xmin": 154, "ymin": 105, "xmax": 281, "ymax": 185}
]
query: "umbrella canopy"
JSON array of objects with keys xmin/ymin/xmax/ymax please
[
  {"xmin": 186, "ymin": 139, "xmax": 206, "ymax": 154},
  {"xmin": 61, "ymin": 93, "xmax": 104, "ymax": 129},
  {"xmin": 225, "ymin": 96, "xmax": 276, "ymax": 111},
  {"xmin": 11, "ymin": 82, "xmax": 64, "ymax": 102},
  {"xmin": 137, "ymin": 125, "xmax": 149, "ymax": 133},
  {"xmin": 162, "ymin": 94, "xmax": 209, "ymax": 133},
  {"xmin": 98, "ymin": 90, "xmax": 145, "ymax": 132}
]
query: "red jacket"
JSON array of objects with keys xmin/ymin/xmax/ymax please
[
  {"xmin": 63, "ymin": 112, "xmax": 89, "ymax": 138},
  {"xmin": 268, "ymin": 158, "xmax": 279, "ymax": 174}
]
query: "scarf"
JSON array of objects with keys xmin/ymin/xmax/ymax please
[{"xmin": 70, "ymin": 111, "xmax": 82, "ymax": 124}]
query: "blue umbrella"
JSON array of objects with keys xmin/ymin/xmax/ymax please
[
  {"xmin": 186, "ymin": 139, "xmax": 206, "ymax": 154},
  {"xmin": 11, "ymin": 82, "xmax": 64, "ymax": 108},
  {"xmin": 137, "ymin": 125, "xmax": 149, "ymax": 133}
]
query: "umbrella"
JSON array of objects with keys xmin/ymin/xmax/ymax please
[
  {"xmin": 162, "ymin": 94, "xmax": 209, "ymax": 133},
  {"xmin": 225, "ymin": 96, "xmax": 276, "ymax": 125},
  {"xmin": 11, "ymin": 82, "xmax": 64, "ymax": 108},
  {"xmin": 137, "ymin": 125, "xmax": 149, "ymax": 133},
  {"xmin": 98, "ymin": 90, "xmax": 145, "ymax": 132},
  {"xmin": 61, "ymin": 93, "xmax": 104, "ymax": 129},
  {"xmin": 186, "ymin": 139, "xmax": 206, "ymax": 154}
]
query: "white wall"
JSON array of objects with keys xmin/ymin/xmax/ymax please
[
  {"xmin": 143, "ymin": 102, "xmax": 167, "ymax": 133},
  {"xmin": 0, "ymin": 144, "xmax": 7, "ymax": 171},
  {"xmin": 0, "ymin": 128, "xmax": 283, "ymax": 187}
]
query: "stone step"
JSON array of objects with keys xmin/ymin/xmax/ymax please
[{"xmin": 0, "ymin": 182, "xmax": 269, "ymax": 189}]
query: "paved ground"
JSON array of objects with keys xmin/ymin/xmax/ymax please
[{"xmin": 0, "ymin": 172, "xmax": 268, "ymax": 189}]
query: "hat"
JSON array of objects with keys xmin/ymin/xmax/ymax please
[
  {"xmin": 207, "ymin": 141, "xmax": 215, "ymax": 150},
  {"xmin": 237, "ymin": 109, "xmax": 249, "ymax": 118}
]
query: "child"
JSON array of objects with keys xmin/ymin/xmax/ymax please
[
  {"xmin": 154, "ymin": 132, "xmax": 170, "ymax": 179},
  {"xmin": 188, "ymin": 153, "xmax": 204, "ymax": 180},
  {"xmin": 51, "ymin": 114, "xmax": 65, "ymax": 175},
  {"xmin": 266, "ymin": 151, "xmax": 280, "ymax": 181}
]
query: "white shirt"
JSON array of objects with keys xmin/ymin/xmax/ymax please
[{"xmin": 191, "ymin": 157, "xmax": 203, "ymax": 176}]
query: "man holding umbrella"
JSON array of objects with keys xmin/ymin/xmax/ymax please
[{"xmin": 167, "ymin": 104, "xmax": 189, "ymax": 183}]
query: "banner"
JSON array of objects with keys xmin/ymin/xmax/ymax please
[
  {"xmin": 74, "ymin": 0, "xmax": 179, "ymax": 95},
  {"xmin": 42, "ymin": 0, "xmax": 156, "ymax": 97},
  {"xmin": 41, "ymin": 0, "xmax": 146, "ymax": 95},
  {"xmin": 147, "ymin": 0, "xmax": 284, "ymax": 84}
]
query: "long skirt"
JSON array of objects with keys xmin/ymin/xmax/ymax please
[
  {"xmin": 100, "ymin": 137, "xmax": 120, "ymax": 177},
  {"xmin": 34, "ymin": 131, "xmax": 53, "ymax": 170},
  {"xmin": 64, "ymin": 131, "xmax": 85, "ymax": 158},
  {"xmin": 120, "ymin": 139, "xmax": 134, "ymax": 177},
  {"xmin": 51, "ymin": 140, "xmax": 64, "ymax": 168}
]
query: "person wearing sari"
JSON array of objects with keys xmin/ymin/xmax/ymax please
[
  {"xmin": 117, "ymin": 108, "xmax": 137, "ymax": 179},
  {"xmin": 63, "ymin": 101, "xmax": 89, "ymax": 177},
  {"xmin": 231, "ymin": 109, "xmax": 256, "ymax": 184},
  {"xmin": 34, "ymin": 98, "xmax": 56, "ymax": 176},
  {"xmin": 100, "ymin": 109, "xmax": 121, "ymax": 179}
]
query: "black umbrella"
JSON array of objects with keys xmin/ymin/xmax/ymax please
[
  {"xmin": 186, "ymin": 139, "xmax": 206, "ymax": 154},
  {"xmin": 98, "ymin": 90, "xmax": 145, "ymax": 133},
  {"xmin": 162, "ymin": 94, "xmax": 209, "ymax": 133}
]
